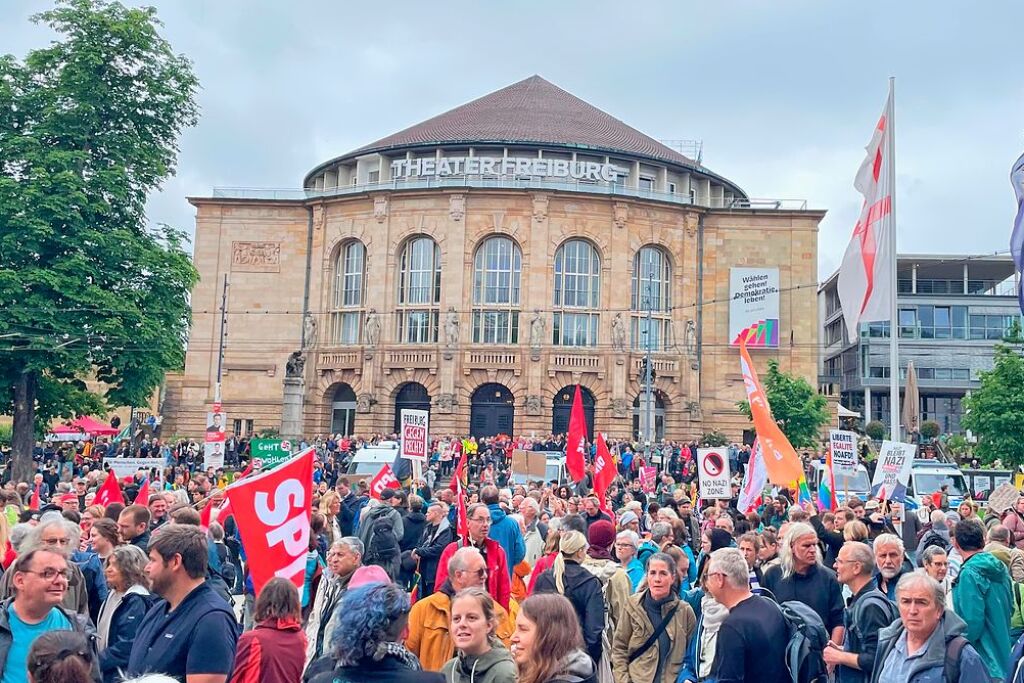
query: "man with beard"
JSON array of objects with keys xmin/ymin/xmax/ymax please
[
  {"xmin": 411, "ymin": 502, "xmax": 453, "ymax": 597},
  {"xmin": 872, "ymin": 533, "xmax": 914, "ymax": 601},
  {"xmin": 127, "ymin": 525, "xmax": 239, "ymax": 683},
  {"xmin": 304, "ymin": 537, "xmax": 363, "ymax": 667}
]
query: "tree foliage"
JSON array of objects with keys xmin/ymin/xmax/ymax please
[
  {"xmin": 961, "ymin": 344, "xmax": 1024, "ymax": 467},
  {"xmin": 737, "ymin": 359, "xmax": 831, "ymax": 449},
  {"xmin": 0, "ymin": 0, "xmax": 199, "ymax": 480}
]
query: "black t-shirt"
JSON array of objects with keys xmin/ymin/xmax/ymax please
[
  {"xmin": 762, "ymin": 562, "xmax": 846, "ymax": 632},
  {"xmin": 713, "ymin": 594, "xmax": 788, "ymax": 683}
]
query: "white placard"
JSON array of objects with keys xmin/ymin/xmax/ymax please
[
  {"xmin": 871, "ymin": 441, "xmax": 916, "ymax": 501},
  {"xmin": 400, "ymin": 409, "xmax": 429, "ymax": 462},
  {"xmin": 697, "ymin": 447, "xmax": 732, "ymax": 499},
  {"xmin": 203, "ymin": 441, "xmax": 225, "ymax": 470},
  {"xmin": 729, "ymin": 267, "xmax": 781, "ymax": 347},
  {"xmin": 829, "ymin": 429, "xmax": 858, "ymax": 476},
  {"xmin": 105, "ymin": 457, "xmax": 165, "ymax": 481}
]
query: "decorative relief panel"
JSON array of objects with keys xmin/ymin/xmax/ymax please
[{"xmin": 231, "ymin": 241, "xmax": 280, "ymax": 272}]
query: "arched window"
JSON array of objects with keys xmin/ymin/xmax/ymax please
[
  {"xmin": 396, "ymin": 236, "xmax": 441, "ymax": 343},
  {"xmin": 472, "ymin": 236, "xmax": 522, "ymax": 344},
  {"xmin": 331, "ymin": 241, "xmax": 365, "ymax": 345},
  {"xmin": 553, "ymin": 239, "xmax": 600, "ymax": 347},
  {"xmin": 631, "ymin": 246, "xmax": 673, "ymax": 351}
]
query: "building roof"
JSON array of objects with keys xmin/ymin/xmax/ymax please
[{"xmin": 342, "ymin": 75, "xmax": 698, "ymax": 167}]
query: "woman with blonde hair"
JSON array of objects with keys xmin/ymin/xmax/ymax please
[
  {"xmin": 319, "ymin": 491, "xmax": 343, "ymax": 544},
  {"xmin": 843, "ymin": 520, "xmax": 869, "ymax": 543},
  {"xmin": 441, "ymin": 588, "xmax": 516, "ymax": 683},
  {"xmin": 512, "ymin": 593, "xmax": 595, "ymax": 683},
  {"xmin": 533, "ymin": 530, "xmax": 605, "ymax": 666}
]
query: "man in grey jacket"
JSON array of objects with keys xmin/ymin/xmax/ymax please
[{"xmin": 0, "ymin": 548, "xmax": 98, "ymax": 683}]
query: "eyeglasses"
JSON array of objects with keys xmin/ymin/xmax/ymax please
[
  {"xmin": 42, "ymin": 537, "xmax": 70, "ymax": 547},
  {"xmin": 469, "ymin": 517, "xmax": 491, "ymax": 524},
  {"xmin": 21, "ymin": 568, "xmax": 69, "ymax": 581}
]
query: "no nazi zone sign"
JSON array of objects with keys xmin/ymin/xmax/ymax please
[{"xmin": 697, "ymin": 447, "xmax": 732, "ymax": 500}]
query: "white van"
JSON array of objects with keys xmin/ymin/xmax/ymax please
[
  {"xmin": 346, "ymin": 441, "xmax": 400, "ymax": 477},
  {"xmin": 907, "ymin": 460, "xmax": 969, "ymax": 509},
  {"xmin": 510, "ymin": 452, "xmax": 566, "ymax": 486},
  {"xmin": 811, "ymin": 460, "xmax": 872, "ymax": 505}
]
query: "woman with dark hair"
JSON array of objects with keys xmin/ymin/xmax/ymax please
[
  {"xmin": 693, "ymin": 529, "xmax": 732, "ymax": 586},
  {"xmin": 28, "ymin": 630, "xmax": 96, "ymax": 683},
  {"xmin": 103, "ymin": 502, "xmax": 125, "ymax": 523},
  {"xmin": 307, "ymin": 583, "xmax": 442, "ymax": 683},
  {"xmin": 98, "ymin": 544, "xmax": 152, "ymax": 683},
  {"xmin": 610, "ymin": 552, "xmax": 695, "ymax": 683},
  {"xmin": 230, "ymin": 576, "xmax": 306, "ymax": 683},
  {"xmin": 512, "ymin": 593, "xmax": 595, "ymax": 683},
  {"xmin": 89, "ymin": 518, "xmax": 120, "ymax": 562}
]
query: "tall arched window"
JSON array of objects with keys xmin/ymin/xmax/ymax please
[
  {"xmin": 631, "ymin": 246, "xmax": 672, "ymax": 351},
  {"xmin": 331, "ymin": 240, "xmax": 365, "ymax": 344},
  {"xmin": 553, "ymin": 239, "xmax": 600, "ymax": 346},
  {"xmin": 396, "ymin": 236, "xmax": 441, "ymax": 343},
  {"xmin": 472, "ymin": 236, "xmax": 522, "ymax": 344}
]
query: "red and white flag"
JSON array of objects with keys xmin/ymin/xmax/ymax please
[
  {"xmin": 738, "ymin": 439, "xmax": 768, "ymax": 514},
  {"xmin": 368, "ymin": 463, "xmax": 399, "ymax": 500},
  {"xmin": 224, "ymin": 446, "xmax": 314, "ymax": 594},
  {"xmin": 95, "ymin": 473, "xmax": 125, "ymax": 508},
  {"xmin": 566, "ymin": 385, "xmax": 588, "ymax": 483},
  {"xmin": 592, "ymin": 433, "xmax": 616, "ymax": 517},
  {"xmin": 134, "ymin": 479, "xmax": 151, "ymax": 507},
  {"xmin": 837, "ymin": 84, "xmax": 895, "ymax": 342}
]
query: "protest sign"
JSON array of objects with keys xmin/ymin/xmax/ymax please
[
  {"xmin": 639, "ymin": 466, "xmax": 657, "ymax": 493},
  {"xmin": 871, "ymin": 441, "xmax": 916, "ymax": 501},
  {"xmin": 400, "ymin": 410, "xmax": 429, "ymax": 461},
  {"xmin": 224, "ymin": 447, "xmax": 313, "ymax": 594},
  {"xmin": 249, "ymin": 438, "xmax": 293, "ymax": 470},
  {"xmin": 104, "ymin": 457, "xmax": 165, "ymax": 481},
  {"xmin": 829, "ymin": 430, "xmax": 858, "ymax": 476},
  {"xmin": 697, "ymin": 447, "xmax": 732, "ymax": 499},
  {"xmin": 203, "ymin": 441, "xmax": 225, "ymax": 470}
]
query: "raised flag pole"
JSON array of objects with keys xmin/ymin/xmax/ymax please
[{"xmin": 887, "ymin": 77, "xmax": 900, "ymax": 442}]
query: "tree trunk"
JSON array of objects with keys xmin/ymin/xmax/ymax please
[{"xmin": 12, "ymin": 370, "xmax": 37, "ymax": 483}]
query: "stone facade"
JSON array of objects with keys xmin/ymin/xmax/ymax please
[{"xmin": 163, "ymin": 189, "xmax": 822, "ymax": 441}]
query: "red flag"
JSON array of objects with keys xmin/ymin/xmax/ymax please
[
  {"xmin": 455, "ymin": 471, "xmax": 469, "ymax": 542},
  {"xmin": 593, "ymin": 433, "xmax": 615, "ymax": 515},
  {"xmin": 95, "ymin": 473, "xmax": 125, "ymax": 508},
  {"xmin": 30, "ymin": 484, "xmax": 40, "ymax": 510},
  {"xmin": 199, "ymin": 500, "xmax": 214, "ymax": 530},
  {"xmin": 566, "ymin": 385, "xmax": 588, "ymax": 483},
  {"xmin": 224, "ymin": 447, "xmax": 314, "ymax": 594},
  {"xmin": 449, "ymin": 447, "xmax": 468, "ymax": 494},
  {"xmin": 135, "ymin": 479, "xmax": 151, "ymax": 507},
  {"xmin": 368, "ymin": 463, "xmax": 399, "ymax": 500}
]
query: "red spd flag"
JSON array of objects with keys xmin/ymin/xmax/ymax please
[
  {"xmin": 95, "ymin": 473, "xmax": 125, "ymax": 508},
  {"xmin": 593, "ymin": 432, "xmax": 615, "ymax": 514},
  {"xmin": 566, "ymin": 385, "xmax": 588, "ymax": 483},
  {"xmin": 135, "ymin": 479, "xmax": 151, "ymax": 507},
  {"xmin": 224, "ymin": 447, "xmax": 314, "ymax": 594},
  {"xmin": 369, "ymin": 463, "xmax": 399, "ymax": 499}
]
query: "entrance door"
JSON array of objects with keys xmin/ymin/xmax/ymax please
[
  {"xmin": 470, "ymin": 384, "xmax": 515, "ymax": 438},
  {"xmin": 393, "ymin": 382, "xmax": 431, "ymax": 433},
  {"xmin": 330, "ymin": 384, "xmax": 357, "ymax": 436},
  {"xmin": 552, "ymin": 386, "xmax": 595, "ymax": 437}
]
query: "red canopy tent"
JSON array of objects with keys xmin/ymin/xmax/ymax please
[{"xmin": 48, "ymin": 416, "xmax": 119, "ymax": 440}]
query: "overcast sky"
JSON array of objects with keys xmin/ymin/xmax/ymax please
[{"xmin": 3, "ymin": 1, "xmax": 1022, "ymax": 279}]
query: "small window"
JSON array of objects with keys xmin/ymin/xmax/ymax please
[
  {"xmin": 668, "ymin": 182, "xmax": 676, "ymax": 194},
  {"xmin": 639, "ymin": 177, "xmax": 655, "ymax": 192},
  {"xmin": 369, "ymin": 170, "xmax": 380, "ymax": 183}
]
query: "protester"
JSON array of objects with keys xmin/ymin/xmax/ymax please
[
  {"xmin": 872, "ymin": 533, "xmax": 914, "ymax": 601},
  {"xmin": 483, "ymin": 486, "xmax": 525, "ymax": 576},
  {"xmin": 440, "ymin": 587, "xmax": 517, "ymax": 683},
  {"xmin": 870, "ymin": 571, "xmax": 987, "ymax": 683},
  {"xmin": 97, "ymin": 545, "xmax": 153, "ymax": 683},
  {"xmin": 26, "ymin": 630, "xmax": 97, "ymax": 683},
  {"xmin": 90, "ymin": 518, "xmax": 120, "ymax": 562},
  {"xmin": 984, "ymin": 525, "xmax": 1024, "ymax": 582},
  {"xmin": 512, "ymin": 593, "xmax": 597, "ymax": 683},
  {"xmin": 610, "ymin": 552, "xmax": 695, "ymax": 683},
  {"xmin": 118, "ymin": 505, "xmax": 152, "ymax": 550},
  {"xmin": 305, "ymin": 537, "xmax": 363, "ymax": 667},
  {"xmin": 127, "ymin": 525, "xmax": 240, "ymax": 682},
  {"xmin": 306, "ymin": 583, "xmax": 443, "ymax": 683},
  {"xmin": 412, "ymin": 501, "xmax": 454, "ymax": 598},
  {"xmin": 435, "ymin": 503, "xmax": 511, "ymax": 611},
  {"xmin": 705, "ymin": 547, "xmax": 787, "ymax": 683},
  {"xmin": 0, "ymin": 516, "xmax": 91, "ymax": 615},
  {"xmin": 230, "ymin": 576, "xmax": 306, "ymax": 683}
]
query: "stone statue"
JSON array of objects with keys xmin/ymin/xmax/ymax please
[
  {"xmin": 364, "ymin": 309, "xmax": 381, "ymax": 347},
  {"xmin": 529, "ymin": 310, "xmax": 546, "ymax": 350},
  {"xmin": 611, "ymin": 313, "xmax": 627, "ymax": 353},
  {"xmin": 444, "ymin": 307, "xmax": 459, "ymax": 348},
  {"xmin": 525, "ymin": 395, "xmax": 542, "ymax": 415},
  {"xmin": 303, "ymin": 314, "xmax": 318, "ymax": 350},
  {"xmin": 285, "ymin": 351, "xmax": 305, "ymax": 378},
  {"xmin": 685, "ymin": 319, "xmax": 697, "ymax": 357}
]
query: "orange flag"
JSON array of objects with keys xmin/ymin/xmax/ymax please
[{"xmin": 738, "ymin": 329, "xmax": 805, "ymax": 485}]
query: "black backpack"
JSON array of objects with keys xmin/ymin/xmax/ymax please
[
  {"xmin": 774, "ymin": 599, "xmax": 830, "ymax": 683},
  {"xmin": 367, "ymin": 515, "xmax": 399, "ymax": 562}
]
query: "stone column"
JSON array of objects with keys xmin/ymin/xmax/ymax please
[{"xmin": 281, "ymin": 377, "xmax": 305, "ymax": 440}]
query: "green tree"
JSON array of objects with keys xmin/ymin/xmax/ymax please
[
  {"xmin": 737, "ymin": 359, "xmax": 830, "ymax": 449},
  {"xmin": 962, "ymin": 344, "xmax": 1024, "ymax": 467},
  {"xmin": 0, "ymin": 0, "xmax": 198, "ymax": 481}
]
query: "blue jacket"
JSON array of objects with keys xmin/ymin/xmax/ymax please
[
  {"xmin": 487, "ymin": 504, "xmax": 525, "ymax": 575},
  {"xmin": 72, "ymin": 549, "xmax": 108, "ymax": 623},
  {"xmin": 869, "ymin": 612, "xmax": 988, "ymax": 683},
  {"xmin": 625, "ymin": 558, "xmax": 645, "ymax": 592}
]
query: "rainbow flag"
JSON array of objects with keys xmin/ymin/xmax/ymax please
[
  {"xmin": 796, "ymin": 477, "xmax": 814, "ymax": 506},
  {"xmin": 817, "ymin": 449, "xmax": 838, "ymax": 511}
]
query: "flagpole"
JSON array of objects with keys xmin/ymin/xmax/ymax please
[{"xmin": 887, "ymin": 77, "xmax": 900, "ymax": 442}]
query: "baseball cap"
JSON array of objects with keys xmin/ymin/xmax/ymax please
[{"xmin": 865, "ymin": 499, "xmax": 880, "ymax": 511}]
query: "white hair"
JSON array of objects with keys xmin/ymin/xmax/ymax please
[
  {"xmin": 779, "ymin": 522, "xmax": 821, "ymax": 579},
  {"xmin": 709, "ymin": 548, "xmax": 749, "ymax": 589},
  {"xmin": 874, "ymin": 533, "xmax": 905, "ymax": 554},
  {"xmin": 616, "ymin": 530, "xmax": 639, "ymax": 548}
]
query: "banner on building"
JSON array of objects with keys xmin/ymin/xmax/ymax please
[
  {"xmin": 249, "ymin": 438, "xmax": 293, "ymax": 470},
  {"xmin": 400, "ymin": 409, "xmax": 429, "ymax": 461},
  {"xmin": 729, "ymin": 267, "xmax": 780, "ymax": 347},
  {"xmin": 224, "ymin": 447, "xmax": 314, "ymax": 594},
  {"xmin": 104, "ymin": 457, "xmax": 165, "ymax": 481},
  {"xmin": 871, "ymin": 441, "xmax": 916, "ymax": 501},
  {"xmin": 697, "ymin": 447, "xmax": 732, "ymax": 499},
  {"xmin": 829, "ymin": 430, "xmax": 858, "ymax": 476}
]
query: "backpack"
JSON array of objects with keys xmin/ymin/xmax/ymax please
[
  {"xmin": 774, "ymin": 599, "xmax": 830, "ymax": 683},
  {"xmin": 920, "ymin": 530, "xmax": 951, "ymax": 554},
  {"xmin": 850, "ymin": 590, "xmax": 898, "ymax": 646},
  {"xmin": 366, "ymin": 515, "xmax": 399, "ymax": 563}
]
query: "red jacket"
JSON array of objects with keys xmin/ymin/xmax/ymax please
[
  {"xmin": 527, "ymin": 552, "xmax": 557, "ymax": 595},
  {"xmin": 434, "ymin": 537, "xmax": 511, "ymax": 610},
  {"xmin": 229, "ymin": 618, "xmax": 306, "ymax": 683}
]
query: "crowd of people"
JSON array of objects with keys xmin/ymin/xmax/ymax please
[{"xmin": 0, "ymin": 431, "xmax": 1022, "ymax": 683}]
